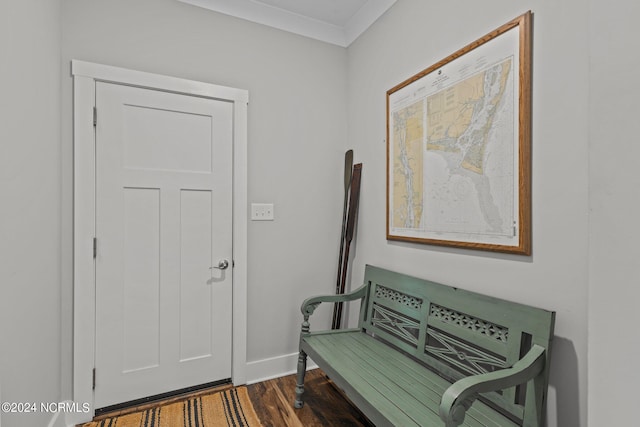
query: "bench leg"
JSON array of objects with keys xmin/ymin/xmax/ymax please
[{"xmin": 294, "ymin": 350, "xmax": 307, "ymax": 408}]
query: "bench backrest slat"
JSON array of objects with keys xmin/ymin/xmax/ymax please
[{"xmin": 359, "ymin": 265, "xmax": 555, "ymax": 425}]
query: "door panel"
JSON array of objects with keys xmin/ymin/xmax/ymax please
[
  {"xmin": 122, "ymin": 187, "xmax": 161, "ymax": 373},
  {"xmin": 94, "ymin": 82, "xmax": 233, "ymax": 409},
  {"xmin": 179, "ymin": 189, "xmax": 214, "ymax": 362},
  {"xmin": 122, "ymin": 104, "xmax": 213, "ymax": 173}
]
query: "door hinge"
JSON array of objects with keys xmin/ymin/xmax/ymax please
[
  {"xmin": 93, "ymin": 106, "xmax": 97, "ymax": 127},
  {"xmin": 93, "ymin": 238, "xmax": 97, "ymax": 259},
  {"xmin": 92, "ymin": 368, "xmax": 96, "ymax": 390}
]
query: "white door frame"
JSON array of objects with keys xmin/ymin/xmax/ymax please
[{"xmin": 71, "ymin": 60, "xmax": 248, "ymax": 424}]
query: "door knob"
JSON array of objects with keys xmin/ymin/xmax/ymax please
[{"xmin": 210, "ymin": 259, "xmax": 230, "ymax": 270}]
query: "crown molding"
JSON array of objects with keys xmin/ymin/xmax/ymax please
[{"xmin": 177, "ymin": 0, "xmax": 396, "ymax": 47}]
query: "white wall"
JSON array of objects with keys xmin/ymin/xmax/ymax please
[
  {"xmin": 588, "ymin": 1, "xmax": 640, "ymax": 425},
  {"xmin": 346, "ymin": 1, "xmax": 588, "ymax": 426},
  {"xmin": 59, "ymin": 0, "xmax": 348, "ymax": 389},
  {"xmin": 0, "ymin": 1, "xmax": 62, "ymax": 427},
  {"xmin": 3, "ymin": 1, "xmax": 635, "ymax": 426}
]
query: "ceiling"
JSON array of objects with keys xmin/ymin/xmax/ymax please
[{"xmin": 177, "ymin": 0, "xmax": 397, "ymax": 47}]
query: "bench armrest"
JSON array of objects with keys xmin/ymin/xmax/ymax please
[
  {"xmin": 439, "ymin": 344, "xmax": 546, "ymax": 427},
  {"xmin": 301, "ymin": 284, "xmax": 368, "ymax": 316},
  {"xmin": 299, "ymin": 284, "xmax": 368, "ymax": 334}
]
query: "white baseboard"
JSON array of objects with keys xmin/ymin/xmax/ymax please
[
  {"xmin": 45, "ymin": 403, "xmax": 80, "ymax": 427},
  {"xmin": 46, "ymin": 411, "xmax": 63, "ymax": 427},
  {"xmin": 245, "ymin": 352, "xmax": 318, "ymax": 385},
  {"xmin": 43, "ymin": 401, "xmax": 95, "ymax": 427}
]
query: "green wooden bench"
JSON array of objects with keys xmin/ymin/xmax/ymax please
[{"xmin": 294, "ymin": 265, "xmax": 555, "ymax": 427}]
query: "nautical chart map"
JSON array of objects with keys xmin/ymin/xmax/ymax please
[{"xmin": 388, "ymin": 26, "xmax": 521, "ymax": 246}]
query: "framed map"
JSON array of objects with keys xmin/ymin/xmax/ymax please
[{"xmin": 386, "ymin": 11, "xmax": 532, "ymax": 255}]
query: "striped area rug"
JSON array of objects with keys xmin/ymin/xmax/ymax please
[{"xmin": 83, "ymin": 387, "xmax": 262, "ymax": 427}]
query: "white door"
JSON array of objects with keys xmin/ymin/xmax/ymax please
[{"xmin": 94, "ymin": 82, "xmax": 233, "ymax": 409}]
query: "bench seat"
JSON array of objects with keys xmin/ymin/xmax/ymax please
[
  {"xmin": 303, "ymin": 331, "xmax": 517, "ymax": 427},
  {"xmin": 294, "ymin": 265, "xmax": 555, "ymax": 427}
]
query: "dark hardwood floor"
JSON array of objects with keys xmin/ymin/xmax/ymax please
[{"xmin": 247, "ymin": 368, "xmax": 374, "ymax": 427}]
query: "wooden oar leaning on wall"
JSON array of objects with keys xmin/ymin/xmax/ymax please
[
  {"xmin": 331, "ymin": 149, "xmax": 353, "ymax": 329},
  {"xmin": 331, "ymin": 153, "xmax": 362, "ymax": 330}
]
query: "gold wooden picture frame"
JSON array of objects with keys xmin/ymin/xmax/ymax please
[{"xmin": 386, "ymin": 11, "xmax": 532, "ymax": 255}]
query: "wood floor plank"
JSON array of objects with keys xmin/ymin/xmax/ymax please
[{"xmin": 247, "ymin": 369, "xmax": 374, "ymax": 427}]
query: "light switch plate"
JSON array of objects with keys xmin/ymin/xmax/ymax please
[{"xmin": 251, "ymin": 203, "xmax": 274, "ymax": 221}]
